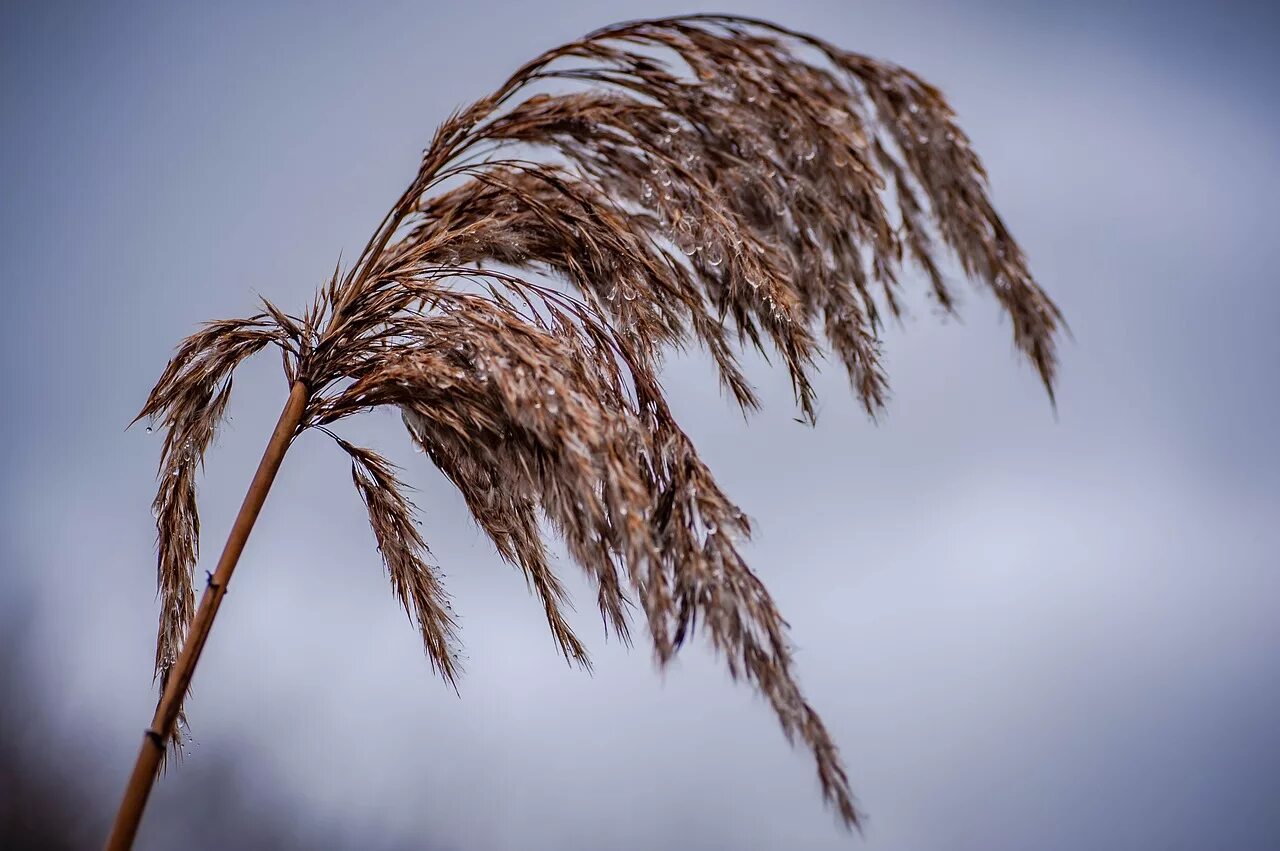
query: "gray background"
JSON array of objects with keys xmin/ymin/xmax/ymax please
[{"xmin": 2, "ymin": 1, "xmax": 1277, "ymax": 848}]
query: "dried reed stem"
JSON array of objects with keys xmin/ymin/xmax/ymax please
[{"xmin": 105, "ymin": 381, "xmax": 309, "ymax": 851}]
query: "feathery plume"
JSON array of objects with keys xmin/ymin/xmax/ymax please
[{"xmin": 127, "ymin": 14, "xmax": 1063, "ymax": 838}]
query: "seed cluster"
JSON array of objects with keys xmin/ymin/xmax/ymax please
[{"xmin": 138, "ymin": 15, "xmax": 1062, "ymax": 828}]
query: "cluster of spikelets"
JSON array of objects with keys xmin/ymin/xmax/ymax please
[{"xmin": 137, "ymin": 15, "xmax": 1062, "ymax": 829}]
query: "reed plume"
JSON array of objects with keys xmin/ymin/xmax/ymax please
[{"xmin": 109, "ymin": 14, "xmax": 1062, "ymax": 848}]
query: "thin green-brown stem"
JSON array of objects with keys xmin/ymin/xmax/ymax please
[{"xmin": 105, "ymin": 380, "xmax": 310, "ymax": 851}]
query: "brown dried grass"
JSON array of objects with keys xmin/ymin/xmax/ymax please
[{"xmin": 137, "ymin": 14, "xmax": 1062, "ymax": 830}]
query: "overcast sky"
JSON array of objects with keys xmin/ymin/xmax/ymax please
[{"xmin": 2, "ymin": 1, "xmax": 1278, "ymax": 849}]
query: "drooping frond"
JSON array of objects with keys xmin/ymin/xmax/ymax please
[
  {"xmin": 140, "ymin": 14, "xmax": 1064, "ymax": 829},
  {"xmin": 335, "ymin": 438, "xmax": 463, "ymax": 685},
  {"xmin": 310, "ymin": 286, "xmax": 856, "ymax": 823},
  {"xmin": 135, "ymin": 315, "xmax": 286, "ymax": 754}
]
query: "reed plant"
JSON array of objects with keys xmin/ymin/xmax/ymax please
[{"xmin": 107, "ymin": 14, "xmax": 1062, "ymax": 849}]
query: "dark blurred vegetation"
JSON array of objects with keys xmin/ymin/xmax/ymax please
[
  {"xmin": 1, "ymin": 607, "xmax": 98, "ymax": 851},
  {"xmin": 0, "ymin": 604, "xmax": 422, "ymax": 851}
]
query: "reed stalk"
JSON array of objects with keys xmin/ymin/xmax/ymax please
[{"xmin": 105, "ymin": 382, "xmax": 309, "ymax": 850}]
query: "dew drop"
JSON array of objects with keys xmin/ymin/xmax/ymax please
[
  {"xmin": 145, "ymin": 426, "xmax": 153, "ymax": 434},
  {"xmin": 705, "ymin": 244, "xmax": 725, "ymax": 267}
]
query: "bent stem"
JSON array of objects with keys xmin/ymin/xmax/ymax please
[{"xmin": 105, "ymin": 380, "xmax": 310, "ymax": 851}]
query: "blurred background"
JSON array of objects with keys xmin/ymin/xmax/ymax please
[{"xmin": 2, "ymin": 1, "xmax": 1277, "ymax": 848}]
